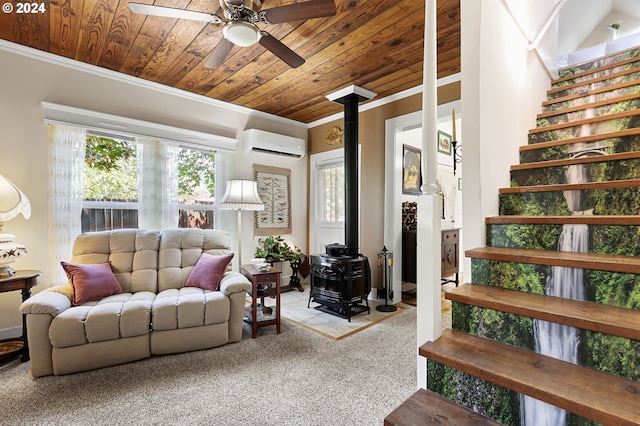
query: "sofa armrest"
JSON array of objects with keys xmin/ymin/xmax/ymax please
[
  {"xmin": 20, "ymin": 285, "xmax": 73, "ymax": 316},
  {"xmin": 219, "ymin": 271, "xmax": 251, "ymax": 296}
]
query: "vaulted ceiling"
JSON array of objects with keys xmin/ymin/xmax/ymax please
[{"xmin": 0, "ymin": 0, "xmax": 460, "ymax": 124}]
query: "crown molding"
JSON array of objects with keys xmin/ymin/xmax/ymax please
[{"xmin": 0, "ymin": 39, "xmax": 307, "ymax": 130}]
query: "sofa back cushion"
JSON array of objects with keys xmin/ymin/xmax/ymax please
[
  {"xmin": 71, "ymin": 229, "xmax": 161, "ymax": 293},
  {"xmin": 158, "ymin": 229, "xmax": 232, "ymax": 292}
]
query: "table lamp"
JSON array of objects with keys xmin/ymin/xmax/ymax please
[
  {"xmin": 218, "ymin": 180, "xmax": 264, "ymax": 270},
  {"xmin": 0, "ymin": 173, "xmax": 31, "ymax": 276}
]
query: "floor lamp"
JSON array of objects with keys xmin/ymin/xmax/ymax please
[{"xmin": 218, "ymin": 180, "xmax": 264, "ymax": 271}]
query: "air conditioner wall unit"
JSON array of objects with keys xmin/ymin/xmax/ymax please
[{"xmin": 243, "ymin": 129, "xmax": 306, "ymax": 159}]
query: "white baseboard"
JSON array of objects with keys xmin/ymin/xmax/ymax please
[{"xmin": 0, "ymin": 326, "xmax": 21, "ymax": 340}]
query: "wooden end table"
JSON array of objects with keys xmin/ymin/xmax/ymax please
[
  {"xmin": 0, "ymin": 269, "xmax": 41, "ymax": 363},
  {"xmin": 240, "ymin": 264, "xmax": 281, "ymax": 338}
]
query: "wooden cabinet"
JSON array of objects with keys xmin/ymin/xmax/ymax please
[
  {"xmin": 441, "ymin": 228, "xmax": 460, "ymax": 286},
  {"xmin": 402, "ymin": 228, "xmax": 460, "ymax": 286}
]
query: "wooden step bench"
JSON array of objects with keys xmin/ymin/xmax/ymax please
[
  {"xmin": 420, "ymin": 329, "xmax": 640, "ymax": 425},
  {"xmin": 447, "ymin": 283, "xmax": 640, "ymax": 341},
  {"xmin": 384, "ymin": 388, "xmax": 501, "ymax": 426},
  {"xmin": 465, "ymin": 246, "xmax": 640, "ymax": 274}
]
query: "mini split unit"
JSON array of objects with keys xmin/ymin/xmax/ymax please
[{"xmin": 243, "ymin": 129, "xmax": 306, "ymax": 159}]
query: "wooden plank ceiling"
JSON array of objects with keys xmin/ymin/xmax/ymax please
[{"xmin": 0, "ymin": 0, "xmax": 460, "ymax": 124}]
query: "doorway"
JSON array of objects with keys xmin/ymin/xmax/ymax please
[{"xmin": 384, "ymin": 102, "xmax": 462, "ymax": 306}]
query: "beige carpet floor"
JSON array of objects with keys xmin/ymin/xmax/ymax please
[{"xmin": 0, "ymin": 305, "xmax": 418, "ymax": 426}]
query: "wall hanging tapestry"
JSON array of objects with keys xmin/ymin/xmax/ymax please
[{"xmin": 254, "ymin": 164, "xmax": 292, "ymax": 236}]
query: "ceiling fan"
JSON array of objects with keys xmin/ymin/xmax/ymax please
[{"xmin": 128, "ymin": 0, "xmax": 337, "ymax": 69}]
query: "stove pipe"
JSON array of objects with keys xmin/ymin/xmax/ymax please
[
  {"xmin": 326, "ymin": 85, "xmax": 376, "ymax": 257},
  {"xmin": 343, "ymin": 94, "xmax": 359, "ymax": 256}
]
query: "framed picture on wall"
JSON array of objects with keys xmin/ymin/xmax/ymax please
[
  {"xmin": 402, "ymin": 144, "xmax": 422, "ymax": 195},
  {"xmin": 438, "ymin": 130, "xmax": 452, "ymax": 155},
  {"xmin": 253, "ymin": 164, "xmax": 292, "ymax": 236}
]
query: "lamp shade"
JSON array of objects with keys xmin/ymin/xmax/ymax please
[
  {"xmin": 218, "ymin": 180, "xmax": 264, "ymax": 211},
  {"xmin": 0, "ymin": 174, "xmax": 31, "ymax": 222}
]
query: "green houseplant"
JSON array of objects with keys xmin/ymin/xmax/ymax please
[
  {"xmin": 255, "ymin": 236, "xmax": 288, "ymax": 261},
  {"xmin": 255, "ymin": 236, "xmax": 304, "ymax": 266}
]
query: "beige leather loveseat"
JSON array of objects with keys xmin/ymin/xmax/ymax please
[{"xmin": 20, "ymin": 228, "xmax": 251, "ymax": 377}]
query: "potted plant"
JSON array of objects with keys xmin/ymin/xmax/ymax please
[
  {"xmin": 255, "ymin": 236, "xmax": 288, "ymax": 262},
  {"xmin": 608, "ymin": 21, "xmax": 621, "ymax": 40}
]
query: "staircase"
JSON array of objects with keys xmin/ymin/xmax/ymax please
[{"xmin": 386, "ymin": 47, "xmax": 640, "ymax": 425}]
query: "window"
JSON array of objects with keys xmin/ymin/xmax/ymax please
[
  {"xmin": 316, "ymin": 159, "xmax": 344, "ymax": 225},
  {"xmin": 82, "ymin": 135, "xmax": 138, "ymax": 231},
  {"xmin": 81, "ymin": 133, "xmax": 216, "ymax": 232},
  {"xmin": 176, "ymin": 147, "xmax": 216, "ymax": 229}
]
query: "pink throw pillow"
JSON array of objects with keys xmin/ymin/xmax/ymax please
[
  {"xmin": 61, "ymin": 261, "xmax": 123, "ymax": 306},
  {"xmin": 185, "ymin": 252, "xmax": 234, "ymax": 291}
]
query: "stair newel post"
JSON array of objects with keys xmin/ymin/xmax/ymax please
[{"xmin": 415, "ymin": 0, "xmax": 441, "ymax": 390}]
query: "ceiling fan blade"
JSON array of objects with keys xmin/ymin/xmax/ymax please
[
  {"xmin": 205, "ymin": 38, "xmax": 234, "ymax": 68},
  {"xmin": 259, "ymin": 33, "xmax": 305, "ymax": 68},
  {"xmin": 262, "ymin": 0, "xmax": 336, "ymax": 24},
  {"xmin": 128, "ymin": 3, "xmax": 223, "ymax": 24}
]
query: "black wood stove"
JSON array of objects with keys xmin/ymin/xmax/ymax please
[
  {"xmin": 308, "ymin": 245, "xmax": 371, "ymax": 321},
  {"xmin": 308, "ymin": 86, "xmax": 375, "ymax": 321}
]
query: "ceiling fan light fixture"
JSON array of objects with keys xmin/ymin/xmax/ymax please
[{"xmin": 223, "ymin": 21, "xmax": 261, "ymax": 47}]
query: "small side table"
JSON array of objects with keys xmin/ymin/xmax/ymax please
[
  {"xmin": 240, "ymin": 264, "xmax": 281, "ymax": 339},
  {"xmin": 0, "ymin": 270, "xmax": 41, "ymax": 363}
]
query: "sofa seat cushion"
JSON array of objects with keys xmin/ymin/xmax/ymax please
[
  {"xmin": 49, "ymin": 292, "xmax": 155, "ymax": 348},
  {"xmin": 152, "ymin": 287, "xmax": 230, "ymax": 331}
]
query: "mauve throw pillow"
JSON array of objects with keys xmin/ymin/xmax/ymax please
[
  {"xmin": 61, "ymin": 261, "xmax": 123, "ymax": 306},
  {"xmin": 185, "ymin": 252, "xmax": 234, "ymax": 291}
]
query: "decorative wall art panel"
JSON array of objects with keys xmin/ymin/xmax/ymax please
[{"xmin": 254, "ymin": 164, "xmax": 292, "ymax": 236}]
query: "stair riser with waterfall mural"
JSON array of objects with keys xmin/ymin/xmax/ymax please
[
  {"xmin": 422, "ymin": 46, "xmax": 640, "ymax": 425},
  {"xmin": 529, "ymin": 111, "xmax": 640, "ymax": 144},
  {"xmin": 510, "ymin": 158, "xmax": 640, "ymax": 186},
  {"xmin": 546, "ymin": 67, "xmax": 640, "ymax": 101},
  {"xmin": 520, "ymin": 130, "xmax": 640, "ymax": 163}
]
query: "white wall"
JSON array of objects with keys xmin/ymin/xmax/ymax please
[
  {"xmin": 460, "ymin": 0, "xmax": 551, "ymax": 274},
  {"xmin": 0, "ymin": 42, "xmax": 308, "ymax": 336}
]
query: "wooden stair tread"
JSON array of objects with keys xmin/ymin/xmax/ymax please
[
  {"xmin": 520, "ymin": 127, "xmax": 640, "ymax": 152},
  {"xmin": 511, "ymin": 151, "xmax": 640, "ymax": 171},
  {"xmin": 553, "ymin": 56, "xmax": 640, "ymax": 85},
  {"xmin": 485, "ymin": 215, "xmax": 640, "ymax": 225},
  {"xmin": 537, "ymin": 92, "xmax": 640, "ymax": 120},
  {"xmin": 547, "ymin": 62, "xmax": 640, "ymax": 96},
  {"xmin": 499, "ymin": 179, "xmax": 640, "ymax": 194},
  {"xmin": 529, "ymin": 108, "xmax": 640, "ymax": 135},
  {"xmin": 542, "ymin": 78, "xmax": 640, "ymax": 107},
  {"xmin": 465, "ymin": 246, "xmax": 640, "ymax": 274},
  {"xmin": 383, "ymin": 388, "xmax": 501, "ymax": 426},
  {"xmin": 447, "ymin": 284, "xmax": 640, "ymax": 341},
  {"xmin": 420, "ymin": 329, "xmax": 640, "ymax": 425}
]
